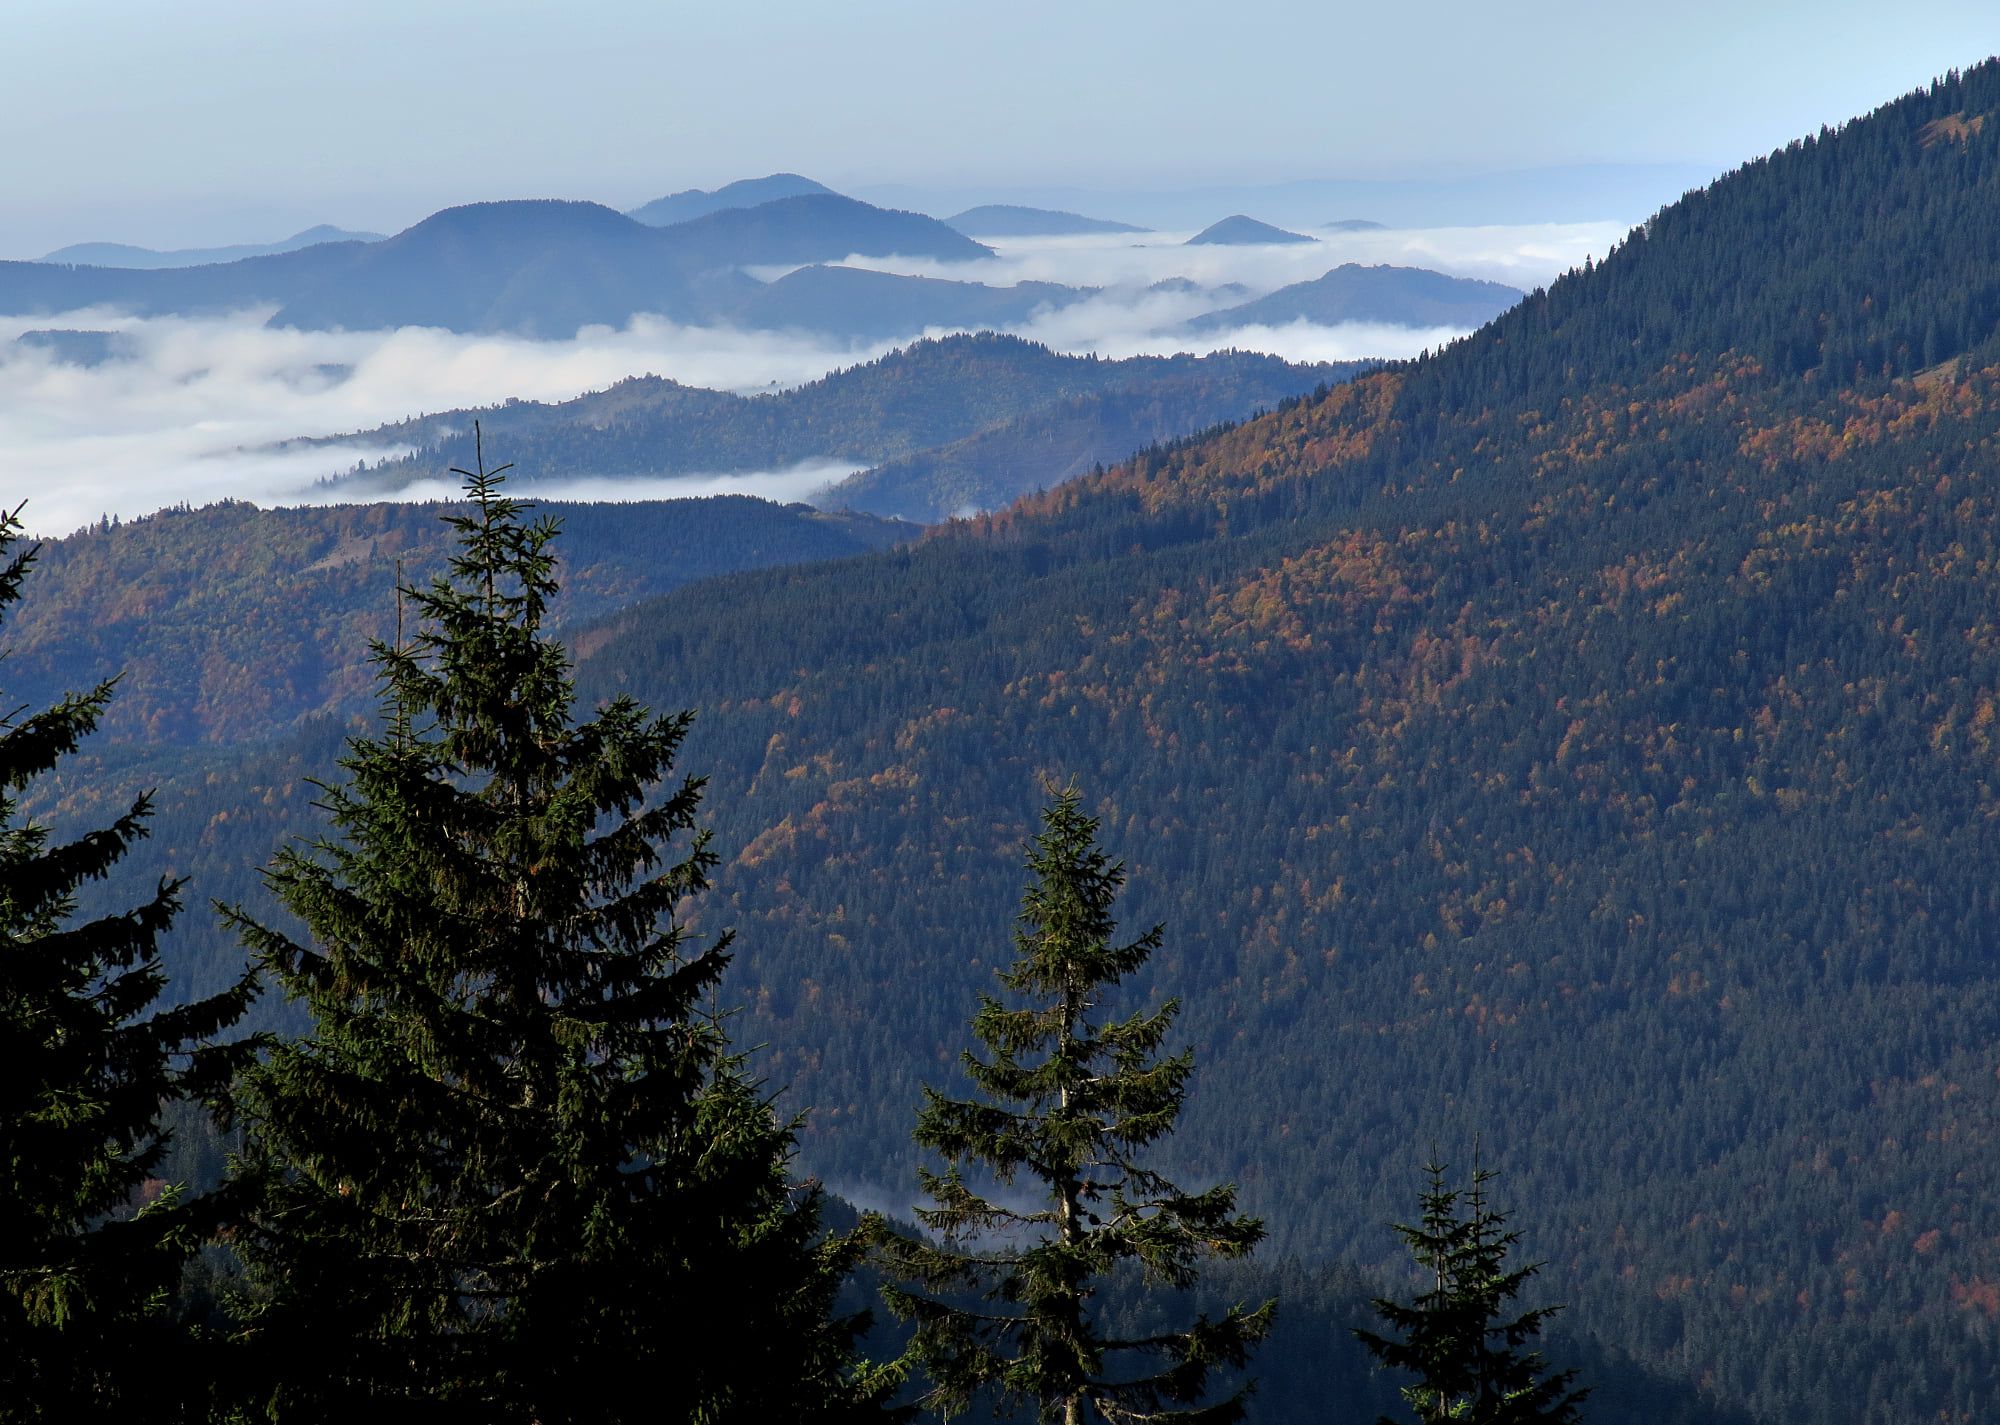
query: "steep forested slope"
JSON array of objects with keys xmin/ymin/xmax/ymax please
[
  {"xmin": 821, "ymin": 358, "xmax": 1368, "ymax": 521},
  {"xmin": 542, "ymin": 65, "xmax": 2000, "ymax": 1423}
]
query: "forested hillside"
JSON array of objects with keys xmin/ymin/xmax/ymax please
[
  {"xmin": 820, "ymin": 367, "xmax": 1366, "ymax": 522},
  {"xmin": 9, "ymin": 496, "xmax": 911, "ymax": 742},
  {"xmin": 322, "ymin": 334, "xmax": 1361, "ymax": 517},
  {"xmin": 27, "ymin": 62, "xmax": 2000, "ymax": 1425},
  {"xmin": 543, "ymin": 65, "xmax": 2000, "ymax": 1422}
]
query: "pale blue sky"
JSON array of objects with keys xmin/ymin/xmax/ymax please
[{"xmin": 5, "ymin": 0, "xmax": 1995, "ymax": 254}]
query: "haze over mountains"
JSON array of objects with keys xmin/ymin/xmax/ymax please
[
  {"xmin": 4, "ymin": 175, "xmax": 1529, "ymax": 352},
  {"xmin": 625, "ymin": 172, "xmax": 837, "ymax": 226},
  {"xmin": 1187, "ymin": 214, "xmax": 1317, "ymax": 245},
  {"xmin": 4, "ymin": 168, "xmax": 1548, "ymax": 533},
  {"xmin": 39, "ymin": 224, "xmax": 385, "ymax": 269},
  {"xmin": 1183, "ymin": 263, "xmax": 1522, "ymax": 333},
  {"xmin": 943, "ymin": 205, "xmax": 1150, "ymax": 237}
]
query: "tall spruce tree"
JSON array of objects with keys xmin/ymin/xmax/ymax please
[
  {"xmin": 222, "ymin": 437, "xmax": 887, "ymax": 1423},
  {"xmin": 1355, "ymin": 1160, "xmax": 1587, "ymax": 1425},
  {"xmin": 0, "ymin": 503, "xmax": 258, "ymax": 1421},
  {"xmin": 881, "ymin": 784, "xmax": 1272, "ymax": 1424}
]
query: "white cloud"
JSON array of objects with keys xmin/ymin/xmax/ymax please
[
  {"xmin": 833, "ymin": 220, "xmax": 1620, "ymax": 295},
  {"xmin": 330, "ymin": 461, "xmax": 864, "ymax": 509},
  {"xmin": 0, "ymin": 218, "xmax": 1608, "ymax": 535},
  {"xmin": 0, "ymin": 311, "xmax": 893, "ymax": 537}
]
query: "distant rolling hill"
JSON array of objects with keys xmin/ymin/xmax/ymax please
[
  {"xmin": 627, "ymin": 173, "xmax": 839, "ymax": 226},
  {"xmin": 1186, "ymin": 215, "xmax": 1317, "ymax": 245},
  {"xmin": 1185, "ymin": 263, "xmax": 1522, "ymax": 333},
  {"xmin": 726, "ymin": 265, "xmax": 1084, "ymax": 340},
  {"xmin": 657, "ymin": 193, "xmax": 991, "ymax": 267},
  {"xmin": 7, "ymin": 336, "xmax": 1358, "ymax": 743},
  {"xmin": 0, "ymin": 240, "xmax": 370, "ymax": 322},
  {"xmin": 0, "ymin": 194, "xmax": 999, "ymax": 338},
  {"xmin": 9, "ymin": 328, "xmax": 129, "ymax": 367},
  {"xmin": 310, "ymin": 334, "xmax": 1350, "ymax": 514},
  {"xmin": 944, "ymin": 204, "xmax": 1150, "ymax": 237},
  {"xmin": 37, "ymin": 224, "xmax": 384, "ymax": 269},
  {"xmin": 267, "ymin": 200, "xmax": 745, "ymax": 336}
]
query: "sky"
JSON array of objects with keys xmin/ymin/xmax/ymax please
[{"xmin": 6, "ymin": 1, "xmax": 1996, "ymax": 255}]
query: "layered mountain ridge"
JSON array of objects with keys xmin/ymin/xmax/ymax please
[{"xmin": 308, "ymin": 333, "xmax": 1363, "ymax": 522}]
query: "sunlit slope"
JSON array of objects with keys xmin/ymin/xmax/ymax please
[
  {"xmin": 12, "ymin": 497, "xmax": 911, "ymax": 743},
  {"xmin": 568, "ymin": 65, "xmax": 2000, "ymax": 1421}
]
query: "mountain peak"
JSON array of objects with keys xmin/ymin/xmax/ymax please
[
  {"xmin": 944, "ymin": 205, "xmax": 1151, "ymax": 237},
  {"xmin": 1186, "ymin": 215, "xmax": 1317, "ymax": 245},
  {"xmin": 628, "ymin": 173, "xmax": 840, "ymax": 227}
]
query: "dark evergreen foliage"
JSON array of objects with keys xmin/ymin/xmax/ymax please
[
  {"xmin": 881, "ymin": 786, "xmax": 1271, "ymax": 1424},
  {"xmin": 220, "ymin": 440, "xmax": 887, "ymax": 1422},
  {"xmin": 7, "ymin": 494, "xmax": 913, "ymax": 745},
  {"xmin": 0, "ymin": 504, "xmax": 256, "ymax": 1421},
  {"xmin": 1356, "ymin": 1161, "xmax": 1587, "ymax": 1425}
]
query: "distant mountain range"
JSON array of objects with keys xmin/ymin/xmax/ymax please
[
  {"xmin": 664, "ymin": 193, "xmax": 990, "ymax": 266},
  {"xmin": 1, "ymin": 187, "xmax": 1507, "ymax": 344},
  {"xmin": 728, "ymin": 265, "xmax": 1084, "ymax": 340},
  {"xmin": 1322, "ymin": 218, "xmax": 1385, "ymax": 232},
  {"xmin": 1187, "ymin": 215, "xmax": 1317, "ymax": 245},
  {"xmin": 300, "ymin": 334, "xmax": 1362, "ymax": 523},
  {"xmin": 626, "ymin": 173, "xmax": 836, "ymax": 226},
  {"xmin": 0, "ymin": 195, "xmax": 997, "ymax": 339},
  {"xmin": 38, "ymin": 224, "xmax": 384, "ymax": 269},
  {"xmin": 944, "ymin": 205, "xmax": 1150, "ymax": 237},
  {"xmin": 1185, "ymin": 263, "xmax": 1522, "ymax": 333}
]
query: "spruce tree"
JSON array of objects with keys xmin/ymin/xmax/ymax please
[
  {"xmin": 222, "ymin": 437, "xmax": 886, "ymax": 1423},
  {"xmin": 0, "ymin": 503, "xmax": 258, "ymax": 1421},
  {"xmin": 881, "ymin": 784, "xmax": 1272, "ymax": 1424},
  {"xmin": 1355, "ymin": 1159, "xmax": 1587, "ymax": 1425}
]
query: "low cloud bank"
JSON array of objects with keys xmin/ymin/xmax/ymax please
[
  {"xmin": 1, "ymin": 218, "xmax": 1612, "ymax": 535},
  {"xmin": 833, "ymin": 219, "xmax": 1620, "ymax": 294},
  {"xmin": 0, "ymin": 311, "xmax": 893, "ymax": 536},
  {"xmin": 325, "ymin": 461, "xmax": 865, "ymax": 509}
]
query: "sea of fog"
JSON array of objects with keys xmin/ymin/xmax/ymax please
[{"xmin": 0, "ymin": 221, "xmax": 1620, "ymax": 537}]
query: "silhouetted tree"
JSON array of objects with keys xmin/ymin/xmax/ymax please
[
  {"xmin": 222, "ymin": 436, "xmax": 889, "ymax": 1422},
  {"xmin": 0, "ymin": 503, "xmax": 256, "ymax": 1421},
  {"xmin": 882, "ymin": 784, "xmax": 1271, "ymax": 1423},
  {"xmin": 1356, "ymin": 1159, "xmax": 1586, "ymax": 1425}
]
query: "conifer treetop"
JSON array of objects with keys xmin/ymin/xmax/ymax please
[{"xmin": 882, "ymin": 783, "xmax": 1272, "ymax": 1425}]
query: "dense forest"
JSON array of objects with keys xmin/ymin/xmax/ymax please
[
  {"xmin": 6, "ymin": 497, "xmax": 912, "ymax": 743},
  {"xmin": 16, "ymin": 62, "xmax": 2000, "ymax": 1425}
]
